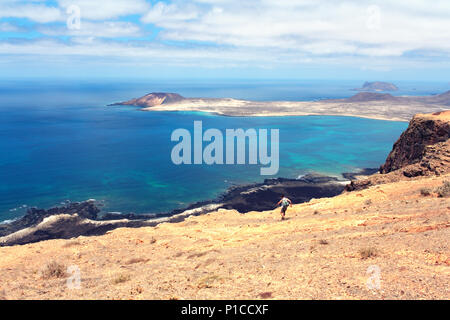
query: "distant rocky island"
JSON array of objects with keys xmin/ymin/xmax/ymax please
[
  {"xmin": 109, "ymin": 92, "xmax": 185, "ymax": 108},
  {"xmin": 110, "ymin": 90, "xmax": 450, "ymax": 121},
  {"xmin": 352, "ymin": 81, "xmax": 399, "ymax": 92}
]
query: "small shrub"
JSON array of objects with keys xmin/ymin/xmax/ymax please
[
  {"xmin": 420, "ymin": 188, "xmax": 432, "ymax": 196},
  {"xmin": 41, "ymin": 261, "xmax": 67, "ymax": 279},
  {"xmin": 359, "ymin": 247, "xmax": 378, "ymax": 260},
  {"xmin": 319, "ymin": 239, "xmax": 329, "ymax": 245},
  {"xmin": 435, "ymin": 181, "xmax": 450, "ymax": 198},
  {"xmin": 313, "ymin": 210, "xmax": 319, "ymax": 215},
  {"xmin": 364, "ymin": 199, "xmax": 373, "ymax": 206},
  {"xmin": 112, "ymin": 274, "xmax": 131, "ymax": 285}
]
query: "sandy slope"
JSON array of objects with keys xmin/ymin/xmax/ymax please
[{"xmin": 0, "ymin": 174, "xmax": 448, "ymax": 300}]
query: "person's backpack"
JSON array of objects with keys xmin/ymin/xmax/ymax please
[{"xmin": 281, "ymin": 198, "xmax": 290, "ymax": 207}]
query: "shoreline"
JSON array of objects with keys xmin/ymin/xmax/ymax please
[
  {"xmin": 141, "ymin": 109, "xmax": 410, "ymax": 122},
  {"xmin": 0, "ymin": 171, "xmax": 361, "ymax": 246}
]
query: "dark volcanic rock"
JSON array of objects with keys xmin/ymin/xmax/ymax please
[
  {"xmin": 0, "ymin": 201, "xmax": 100, "ymax": 237},
  {"xmin": 0, "ymin": 203, "xmax": 221, "ymax": 246},
  {"xmin": 0, "ymin": 173, "xmax": 348, "ymax": 245},
  {"xmin": 380, "ymin": 113, "xmax": 450, "ymax": 173},
  {"xmin": 346, "ymin": 111, "xmax": 450, "ymax": 191},
  {"xmin": 219, "ymin": 175, "xmax": 345, "ymax": 213}
]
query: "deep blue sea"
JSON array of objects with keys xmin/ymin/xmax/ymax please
[{"xmin": 1, "ymin": 79, "xmax": 447, "ymax": 221}]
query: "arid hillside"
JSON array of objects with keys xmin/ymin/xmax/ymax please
[{"xmin": 0, "ymin": 174, "xmax": 448, "ymax": 300}]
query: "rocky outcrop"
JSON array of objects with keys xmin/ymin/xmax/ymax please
[
  {"xmin": 380, "ymin": 112, "xmax": 450, "ymax": 173},
  {"xmin": 110, "ymin": 92, "xmax": 185, "ymax": 108},
  {"xmin": 346, "ymin": 111, "xmax": 450, "ymax": 191}
]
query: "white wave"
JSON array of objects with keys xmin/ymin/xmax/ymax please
[{"xmin": 0, "ymin": 218, "xmax": 18, "ymax": 225}]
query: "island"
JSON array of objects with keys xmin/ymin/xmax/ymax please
[{"xmin": 110, "ymin": 90, "xmax": 450, "ymax": 121}]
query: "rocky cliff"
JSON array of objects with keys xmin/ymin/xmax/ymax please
[
  {"xmin": 381, "ymin": 111, "xmax": 450, "ymax": 173},
  {"xmin": 346, "ymin": 111, "xmax": 450, "ymax": 191}
]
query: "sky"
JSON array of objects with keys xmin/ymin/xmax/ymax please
[{"xmin": 0, "ymin": 0, "xmax": 450, "ymax": 81}]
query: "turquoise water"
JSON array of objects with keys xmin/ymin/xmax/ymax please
[{"xmin": 0, "ymin": 79, "xmax": 420, "ymax": 220}]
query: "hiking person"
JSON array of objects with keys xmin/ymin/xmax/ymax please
[{"xmin": 276, "ymin": 195, "xmax": 292, "ymax": 220}]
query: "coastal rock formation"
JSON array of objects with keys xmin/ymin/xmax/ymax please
[
  {"xmin": 346, "ymin": 111, "xmax": 450, "ymax": 191},
  {"xmin": 352, "ymin": 81, "xmax": 399, "ymax": 91},
  {"xmin": 219, "ymin": 175, "xmax": 345, "ymax": 213},
  {"xmin": 0, "ymin": 176, "xmax": 346, "ymax": 246},
  {"xmin": 0, "ymin": 201, "xmax": 100, "ymax": 237},
  {"xmin": 110, "ymin": 92, "xmax": 185, "ymax": 108},
  {"xmin": 380, "ymin": 112, "xmax": 450, "ymax": 173},
  {"xmin": 0, "ymin": 203, "xmax": 222, "ymax": 246}
]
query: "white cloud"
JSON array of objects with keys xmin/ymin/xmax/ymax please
[
  {"xmin": 0, "ymin": 0, "xmax": 150, "ymax": 23},
  {"xmin": 0, "ymin": 0, "xmax": 450, "ymax": 73},
  {"xmin": 57, "ymin": 0, "xmax": 150, "ymax": 20},
  {"xmin": 38, "ymin": 21, "xmax": 144, "ymax": 38},
  {"xmin": 0, "ymin": 2, "xmax": 63, "ymax": 23},
  {"xmin": 141, "ymin": 0, "xmax": 450, "ymax": 58},
  {"xmin": 141, "ymin": 2, "xmax": 200, "ymax": 24}
]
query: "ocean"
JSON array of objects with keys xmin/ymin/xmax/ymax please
[{"xmin": 2, "ymin": 78, "xmax": 445, "ymax": 221}]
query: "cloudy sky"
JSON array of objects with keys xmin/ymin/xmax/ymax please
[{"xmin": 1, "ymin": 0, "xmax": 450, "ymax": 80}]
